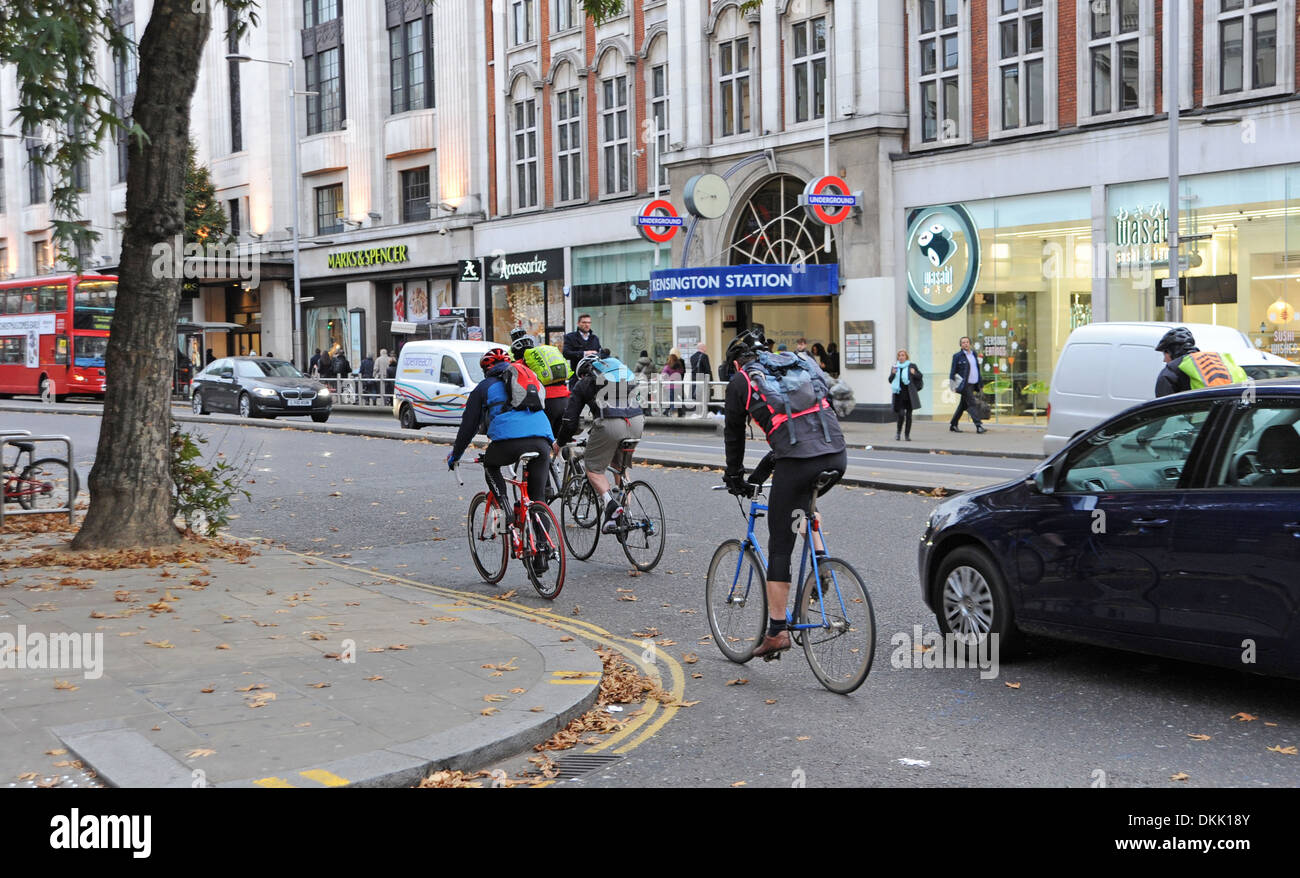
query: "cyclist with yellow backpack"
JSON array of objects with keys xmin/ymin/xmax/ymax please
[
  {"xmin": 1154, "ymin": 327, "xmax": 1247, "ymax": 397},
  {"xmin": 511, "ymin": 328, "xmax": 573, "ymax": 437}
]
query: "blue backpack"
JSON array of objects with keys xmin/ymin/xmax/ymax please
[
  {"xmin": 591, "ymin": 357, "xmax": 642, "ymax": 418},
  {"xmin": 741, "ymin": 351, "xmax": 833, "ymax": 445}
]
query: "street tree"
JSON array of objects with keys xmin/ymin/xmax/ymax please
[{"xmin": 0, "ymin": 0, "xmax": 257, "ymax": 549}]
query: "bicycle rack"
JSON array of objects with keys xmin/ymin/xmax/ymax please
[{"xmin": 1, "ymin": 434, "xmax": 78, "ymax": 527}]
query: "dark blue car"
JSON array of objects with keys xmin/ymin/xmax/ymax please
[{"xmin": 919, "ymin": 378, "xmax": 1300, "ymax": 678}]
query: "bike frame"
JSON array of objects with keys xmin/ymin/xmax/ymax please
[
  {"xmin": 460, "ymin": 456, "xmax": 554, "ymax": 561},
  {"xmin": 730, "ymin": 490, "xmax": 850, "ymax": 632}
]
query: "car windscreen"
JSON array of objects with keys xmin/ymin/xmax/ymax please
[
  {"xmin": 1242, "ymin": 364, "xmax": 1300, "ymax": 381},
  {"xmin": 240, "ymin": 360, "xmax": 305, "ymax": 378},
  {"xmin": 74, "ymin": 335, "xmax": 109, "ymax": 367}
]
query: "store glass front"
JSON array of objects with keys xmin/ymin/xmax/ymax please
[
  {"xmin": 379, "ymin": 273, "xmax": 468, "ymax": 354},
  {"xmin": 486, "ymin": 248, "xmax": 565, "ymax": 346},
  {"xmin": 906, "ymin": 190, "xmax": 1092, "ymax": 420},
  {"xmin": 1108, "ymin": 165, "xmax": 1300, "ymax": 362},
  {"xmin": 572, "ymin": 241, "xmax": 671, "ymax": 365}
]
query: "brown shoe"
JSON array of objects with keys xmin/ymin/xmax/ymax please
[{"xmin": 751, "ymin": 630, "xmax": 791, "ymax": 660}]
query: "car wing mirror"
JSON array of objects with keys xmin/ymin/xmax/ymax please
[{"xmin": 1031, "ymin": 462, "xmax": 1057, "ymax": 495}]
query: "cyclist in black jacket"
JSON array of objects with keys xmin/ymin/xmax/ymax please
[{"xmin": 722, "ymin": 328, "xmax": 848, "ymax": 658}]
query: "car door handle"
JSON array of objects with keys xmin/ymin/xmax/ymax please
[
  {"xmin": 1132, "ymin": 518, "xmax": 1169, "ymax": 528},
  {"xmin": 1284, "ymin": 522, "xmax": 1300, "ymax": 534}
]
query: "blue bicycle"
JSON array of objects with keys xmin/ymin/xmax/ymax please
[{"xmin": 704, "ymin": 472, "xmax": 875, "ymax": 694}]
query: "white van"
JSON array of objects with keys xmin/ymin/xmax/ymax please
[
  {"xmin": 392, "ymin": 339, "xmax": 508, "ymax": 430},
  {"xmin": 1043, "ymin": 322, "xmax": 1300, "ymax": 455}
]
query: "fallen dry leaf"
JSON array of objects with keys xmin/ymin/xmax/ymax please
[
  {"xmin": 726, "ymin": 678, "xmax": 749, "ymax": 686},
  {"xmin": 387, "ymin": 644, "xmax": 410, "ymax": 651},
  {"xmin": 559, "ymin": 635, "xmax": 573, "ymax": 642},
  {"xmin": 730, "ymin": 781, "xmax": 746, "ymax": 787},
  {"xmin": 186, "ymin": 748, "xmax": 216, "ymax": 759},
  {"xmin": 1170, "ymin": 772, "xmax": 1190, "ymax": 781},
  {"xmin": 44, "ymin": 749, "xmax": 67, "ymax": 757},
  {"xmin": 491, "ymin": 590, "xmax": 518, "ymax": 601},
  {"xmin": 1267, "ymin": 745, "xmax": 1298, "ymax": 755},
  {"xmin": 483, "ymin": 694, "xmax": 507, "ymax": 703},
  {"xmin": 529, "ymin": 706, "xmax": 544, "ymax": 713},
  {"xmin": 53, "ymin": 679, "xmax": 78, "ymax": 691},
  {"xmin": 480, "ymin": 707, "xmax": 500, "ymax": 716},
  {"xmin": 200, "ymin": 686, "xmax": 215, "ymax": 694},
  {"xmin": 309, "ymin": 682, "xmax": 331, "ymax": 689},
  {"xmin": 691, "ymin": 672, "xmax": 703, "ymax": 679},
  {"xmin": 1005, "ymin": 682, "xmax": 1021, "ymax": 689},
  {"xmin": 144, "ymin": 640, "xmax": 174, "ymax": 649},
  {"xmin": 236, "ymin": 683, "xmax": 266, "ymax": 692},
  {"xmin": 216, "ymin": 644, "xmax": 230, "ymax": 650},
  {"xmin": 1187, "ymin": 733, "xmax": 1212, "ymax": 741},
  {"xmin": 618, "ymin": 594, "xmax": 638, "ymax": 602},
  {"xmin": 1232, "ymin": 712, "xmax": 1258, "ymax": 722},
  {"xmin": 364, "ymin": 675, "xmax": 384, "ymax": 682},
  {"xmin": 509, "ymin": 688, "xmax": 526, "ymax": 695},
  {"xmin": 17, "ymin": 772, "xmax": 37, "ymax": 781},
  {"xmin": 682, "ymin": 653, "xmax": 699, "ymax": 664},
  {"xmin": 765, "ymin": 699, "xmax": 777, "ymax": 705}
]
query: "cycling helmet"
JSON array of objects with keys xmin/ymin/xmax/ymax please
[
  {"xmin": 726, "ymin": 328, "xmax": 768, "ymax": 366},
  {"xmin": 480, "ymin": 348, "xmax": 511, "ymax": 371},
  {"xmin": 575, "ymin": 352, "xmax": 600, "ymax": 379},
  {"xmin": 510, "ymin": 334, "xmax": 536, "ymax": 359},
  {"xmin": 1155, "ymin": 326, "xmax": 1197, "ymax": 357}
]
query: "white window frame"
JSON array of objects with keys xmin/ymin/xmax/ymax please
[
  {"xmin": 788, "ymin": 15, "xmax": 829, "ymax": 126},
  {"xmin": 599, "ymin": 73, "xmax": 631, "ymax": 197},
  {"xmin": 511, "ymin": 0, "xmax": 536, "ymax": 47},
  {"xmin": 512, "ymin": 95, "xmax": 539, "ymax": 210},
  {"xmin": 649, "ymin": 62, "xmax": 669, "ymax": 189},
  {"xmin": 554, "ymin": 0, "xmax": 580, "ymax": 33},
  {"xmin": 1076, "ymin": 0, "xmax": 1154, "ymax": 125},
  {"xmin": 909, "ymin": 0, "xmax": 972, "ymax": 149},
  {"xmin": 716, "ymin": 36, "xmax": 752, "ymax": 139},
  {"xmin": 555, "ymin": 86, "xmax": 583, "ymax": 204},
  {"xmin": 1203, "ymin": 0, "xmax": 1295, "ymax": 105},
  {"xmin": 987, "ymin": 0, "xmax": 1057, "ymax": 139}
]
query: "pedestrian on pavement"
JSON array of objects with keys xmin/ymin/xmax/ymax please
[
  {"xmin": 889, "ymin": 349, "xmax": 923, "ymax": 441},
  {"xmin": 265, "ymin": 351, "xmax": 274, "ymax": 359},
  {"xmin": 360, "ymin": 352, "xmax": 376, "ymax": 405},
  {"xmin": 562, "ymin": 314, "xmax": 602, "ymax": 372},
  {"xmin": 205, "ymin": 348, "xmax": 215, "ymax": 367},
  {"xmin": 309, "ymin": 348, "xmax": 322, "ymax": 374},
  {"xmin": 373, "ymin": 349, "xmax": 392, "ymax": 403},
  {"xmin": 796, "ymin": 338, "xmax": 808, "ymax": 355},
  {"xmin": 810, "ymin": 342, "xmax": 830, "ymax": 373},
  {"xmin": 333, "ymin": 349, "xmax": 352, "ymax": 381},
  {"xmin": 689, "ymin": 342, "xmax": 712, "ymax": 415},
  {"xmin": 661, "ymin": 351, "xmax": 685, "ymax": 417},
  {"xmin": 826, "ymin": 342, "xmax": 840, "ymax": 378},
  {"xmin": 948, "ymin": 336, "xmax": 987, "ymax": 433},
  {"xmin": 317, "ymin": 349, "xmax": 334, "ymax": 380},
  {"xmin": 633, "ymin": 350, "xmax": 655, "ymax": 380}
]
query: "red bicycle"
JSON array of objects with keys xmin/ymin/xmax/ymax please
[
  {"xmin": 456, "ymin": 451, "xmax": 566, "ymax": 599},
  {"xmin": 2, "ymin": 441, "xmax": 77, "ymax": 511}
]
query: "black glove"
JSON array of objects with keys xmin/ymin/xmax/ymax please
[{"xmin": 724, "ymin": 471, "xmax": 754, "ymax": 498}]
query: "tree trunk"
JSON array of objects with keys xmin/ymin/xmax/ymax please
[{"xmin": 72, "ymin": 1, "xmax": 212, "ymax": 549}]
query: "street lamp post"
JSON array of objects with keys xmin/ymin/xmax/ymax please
[
  {"xmin": 226, "ymin": 53, "xmax": 314, "ymax": 370},
  {"xmin": 1165, "ymin": 0, "xmax": 1183, "ymax": 322}
]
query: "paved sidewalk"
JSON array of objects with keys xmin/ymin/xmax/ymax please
[{"xmin": 0, "ymin": 528, "xmax": 599, "ymax": 788}]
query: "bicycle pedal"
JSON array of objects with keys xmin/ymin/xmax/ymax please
[{"xmin": 761, "ymin": 650, "xmax": 782, "ymax": 662}]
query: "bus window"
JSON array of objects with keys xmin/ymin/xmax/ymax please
[
  {"xmin": 2, "ymin": 291, "xmax": 17, "ymax": 314},
  {"xmin": 54, "ymin": 285, "xmax": 68, "ymax": 311},
  {"xmin": 75, "ymin": 335, "xmax": 109, "ymax": 368},
  {"xmin": 20, "ymin": 288, "xmax": 37, "ymax": 313},
  {"xmin": 37, "ymin": 285, "xmax": 62, "ymax": 311},
  {"xmin": 1, "ymin": 337, "xmax": 24, "ymax": 365},
  {"xmin": 55, "ymin": 336, "xmax": 69, "ymax": 365}
]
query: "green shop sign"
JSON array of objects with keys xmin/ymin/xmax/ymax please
[{"xmin": 327, "ymin": 245, "xmax": 410, "ymax": 270}]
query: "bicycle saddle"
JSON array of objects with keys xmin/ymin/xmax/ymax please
[
  {"xmin": 619, "ymin": 439, "xmax": 639, "ymax": 450},
  {"xmin": 10, "ymin": 441, "xmax": 34, "ymax": 455},
  {"xmin": 814, "ymin": 469, "xmax": 843, "ymax": 491},
  {"xmin": 518, "ymin": 452, "xmax": 542, "ymax": 463}
]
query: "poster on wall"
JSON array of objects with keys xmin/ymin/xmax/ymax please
[
  {"xmin": 408, "ymin": 283, "xmax": 430, "ymax": 321},
  {"xmin": 431, "ymin": 278, "xmax": 452, "ymax": 311},
  {"xmin": 393, "ymin": 284, "xmax": 406, "ymax": 322},
  {"xmin": 844, "ymin": 320, "xmax": 875, "ymax": 368}
]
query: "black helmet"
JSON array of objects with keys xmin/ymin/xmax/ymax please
[
  {"xmin": 510, "ymin": 333, "xmax": 536, "ymax": 358},
  {"xmin": 1155, "ymin": 326, "xmax": 1197, "ymax": 357},
  {"xmin": 726, "ymin": 328, "xmax": 767, "ymax": 366}
]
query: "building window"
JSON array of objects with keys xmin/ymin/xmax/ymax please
[
  {"xmin": 995, "ymin": 0, "xmax": 1046, "ymax": 130},
  {"xmin": 555, "ymin": 0, "xmax": 579, "ymax": 31},
  {"xmin": 717, "ymin": 37, "xmax": 751, "ymax": 137},
  {"xmin": 650, "ymin": 63, "xmax": 668, "ymax": 188},
  {"xmin": 114, "ymin": 21, "xmax": 137, "ymax": 182},
  {"xmin": 791, "ymin": 16, "xmax": 828, "ymax": 123},
  {"xmin": 390, "ymin": 14, "xmax": 435, "ymax": 114},
  {"xmin": 27, "ymin": 140, "xmax": 45, "ymax": 205},
  {"xmin": 1217, "ymin": 0, "xmax": 1277, "ymax": 93},
  {"xmin": 512, "ymin": 0, "xmax": 535, "ymax": 45},
  {"xmin": 315, "ymin": 184, "xmax": 343, "ymax": 235},
  {"xmin": 1086, "ymin": 0, "xmax": 1141, "ymax": 115},
  {"xmin": 0, "ymin": 155, "xmax": 5, "ymax": 215},
  {"xmin": 303, "ymin": 0, "xmax": 339, "ymax": 29},
  {"xmin": 228, "ymin": 198, "xmax": 242, "ymax": 238},
  {"xmin": 227, "ymin": 9, "xmax": 242, "ymax": 152},
  {"xmin": 556, "ymin": 88, "xmax": 582, "ymax": 203},
  {"xmin": 305, "ymin": 47, "xmax": 343, "ymax": 135},
  {"xmin": 33, "ymin": 240, "xmax": 51, "ymax": 275},
  {"xmin": 67, "ymin": 121, "xmax": 88, "ymax": 193},
  {"xmin": 401, "ymin": 167, "xmax": 431, "ymax": 222},
  {"xmin": 600, "ymin": 75, "xmax": 630, "ymax": 195},
  {"xmin": 513, "ymin": 97, "xmax": 539, "ymax": 208},
  {"xmin": 915, "ymin": 0, "xmax": 963, "ymax": 143}
]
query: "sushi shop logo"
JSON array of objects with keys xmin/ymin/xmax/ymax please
[{"xmin": 906, "ymin": 205, "xmax": 981, "ymax": 322}]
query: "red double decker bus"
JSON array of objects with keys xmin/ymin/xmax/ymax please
[{"xmin": 0, "ymin": 275, "xmax": 116, "ymax": 399}]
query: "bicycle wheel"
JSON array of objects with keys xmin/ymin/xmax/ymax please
[
  {"xmin": 618, "ymin": 480, "xmax": 666, "ymax": 572},
  {"xmin": 559, "ymin": 474, "xmax": 600, "ymax": 560},
  {"xmin": 704, "ymin": 539, "xmax": 768, "ymax": 664},
  {"xmin": 524, "ymin": 502, "xmax": 565, "ymax": 600},
  {"xmin": 19, "ymin": 458, "xmax": 77, "ymax": 512},
  {"xmin": 798, "ymin": 557, "xmax": 875, "ymax": 694},
  {"xmin": 466, "ymin": 492, "xmax": 508, "ymax": 584}
]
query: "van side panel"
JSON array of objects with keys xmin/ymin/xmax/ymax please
[{"xmin": 1108, "ymin": 344, "xmax": 1163, "ymax": 402}]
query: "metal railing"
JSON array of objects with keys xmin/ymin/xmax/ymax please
[
  {"xmin": 314, "ymin": 376, "xmax": 396, "ymax": 407},
  {"xmin": 1, "ymin": 432, "xmax": 78, "ymax": 526}
]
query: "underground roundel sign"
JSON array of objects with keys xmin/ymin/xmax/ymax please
[
  {"xmin": 635, "ymin": 199, "xmax": 685, "ymax": 244},
  {"xmin": 801, "ymin": 175, "xmax": 856, "ymax": 226}
]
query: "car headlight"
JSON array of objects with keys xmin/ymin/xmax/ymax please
[
  {"xmin": 317, "ymin": 387, "xmax": 331, "ymax": 397},
  {"xmin": 253, "ymin": 387, "xmax": 277, "ymax": 398}
]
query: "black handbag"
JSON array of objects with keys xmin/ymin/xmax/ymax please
[
  {"xmin": 912, "ymin": 366, "xmax": 924, "ymax": 392},
  {"xmin": 966, "ymin": 386, "xmax": 991, "ymax": 421}
]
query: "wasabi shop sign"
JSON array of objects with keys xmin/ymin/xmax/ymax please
[
  {"xmin": 327, "ymin": 244, "xmax": 410, "ymax": 270},
  {"xmin": 649, "ymin": 264, "xmax": 839, "ymax": 300}
]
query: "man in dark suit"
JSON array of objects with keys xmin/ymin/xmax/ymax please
[
  {"xmin": 948, "ymin": 336, "xmax": 987, "ymax": 433},
  {"xmin": 688, "ymin": 342, "xmax": 712, "ymax": 413},
  {"xmin": 562, "ymin": 313, "xmax": 602, "ymax": 372}
]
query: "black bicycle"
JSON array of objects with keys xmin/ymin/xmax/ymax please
[{"xmin": 557, "ymin": 438, "xmax": 665, "ymax": 572}]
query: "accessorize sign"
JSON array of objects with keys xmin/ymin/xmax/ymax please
[
  {"xmin": 649, "ymin": 264, "xmax": 839, "ymax": 300},
  {"xmin": 327, "ymin": 244, "xmax": 411, "ymax": 270},
  {"xmin": 485, "ymin": 249, "xmax": 565, "ymax": 283},
  {"xmin": 905, "ymin": 204, "xmax": 981, "ymax": 322}
]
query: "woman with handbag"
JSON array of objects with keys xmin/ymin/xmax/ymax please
[{"xmin": 888, "ymin": 349, "xmax": 923, "ymax": 441}]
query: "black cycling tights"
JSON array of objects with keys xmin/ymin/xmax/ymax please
[
  {"xmin": 483, "ymin": 437, "xmax": 552, "ymax": 526},
  {"xmin": 765, "ymin": 449, "xmax": 848, "ymax": 583}
]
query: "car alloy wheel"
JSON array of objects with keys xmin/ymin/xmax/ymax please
[
  {"xmin": 934, "ymin": 545, "xmax": 1022, "ymax": 656},
  {"xmin": 942, "ymin": 565, "xmax": 994, "ymax": 640},
  {"xmin": 192, "ymin": 391, "xmax": 207, "ymax": 415},
  {"xmin": 238, "ymin": 393, "xmax": 252, "ymax": 418}
]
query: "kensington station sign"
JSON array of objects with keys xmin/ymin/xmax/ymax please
[
  {"xmin": 649, "ymin": 264, "xmax": 839, "ymax": 300},
  {"xmin": 327, "ymin": 244, "xmax": 411, "ymax": 270}
]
